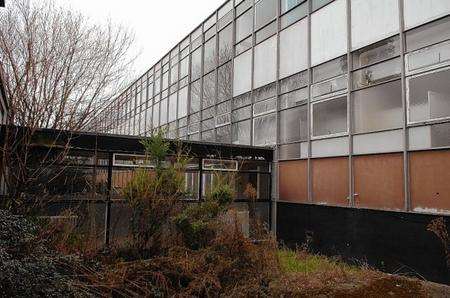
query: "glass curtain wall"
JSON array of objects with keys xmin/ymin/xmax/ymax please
[{"xmin": 97, "ymin": 0, "xmax": 450, "ymax": 160}]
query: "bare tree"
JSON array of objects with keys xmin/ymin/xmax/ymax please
[{"xmin": 0, "ymin": 0, "xmax": 135, "ymax": 209}]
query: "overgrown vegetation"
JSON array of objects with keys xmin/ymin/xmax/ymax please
[
  {"xmin": 0, "ymin": 133, "xmax": 447, "ymax": 297},
  {"xmin": 122, "ymin": 131, "xmax": 187, "ymax": 255},
  {"xmin": 0, "ymin": 210, "xmax": 80, "ymax": 297},
  {"xmin": 174, "ymin": 173, "xmax": 234, "ymax": 249}
]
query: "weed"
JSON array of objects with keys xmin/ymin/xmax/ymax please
[{"xmin": 427, "ymin": 217, "xmax": 450, "ymax": 268}]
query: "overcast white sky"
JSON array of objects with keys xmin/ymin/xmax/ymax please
[{"xmin": 26, "ymin": 0, "xmax": 225, "ymax": 79}]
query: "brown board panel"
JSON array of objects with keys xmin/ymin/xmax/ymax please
[
  {"xmin": 354, "ymin": 153, "xmax": 404, "ymax": 211},
  {"xmin": 279, "ymin": 160, "xmax": 308, "ymax": 203},
  {"xmin": 410, "ymin": 150, "xmax": 450, "ymax": 213},
  {"xmin": 312, "ymin": 157, "xmax": 349, "ymax": 207}
]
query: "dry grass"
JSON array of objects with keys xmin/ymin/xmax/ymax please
[
  {"xmin": 56, "ymin": 221, "xmax": 434, "ymax": 298},
  {"xmin": 272, "ymin": 249, "xmax": 428, "ymax": 298}
]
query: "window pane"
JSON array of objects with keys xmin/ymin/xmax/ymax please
[
  {"xmin": 219, "ymin": 0, "xmax": 233, "ymax": 19},
  {"xmin": 236, "ymin": 0, "xmax": 252, "ymax": 16},
  {"xmin": 351, "ymin": 0, "xmax": 399, "ymax": 50},
  {"xmin": 353, "ymin": 80, "xmax": 403, "ymax": 134},
  {"xmin": 253, "ymin": 113, "xmax": 277, "ymax": 146},
  {"xmin": 279, "ymin": 88, "xmax": 309, "ymax": 109},
  {"xmin": 253, "ymin": 82, "xmax": 277, "ymax": 102},
  {"xmin": 219, "ymin": 24, "xmax": 233, "ymax": 64},
  {"xmin": 313, "ymin": 55, "xmax": 347, "ymax": 83},
  {"xmin": 204, "ymin": 37, "xmax": 216, "ymax": 73},
  {"xmin": 153, "ymin": 102, "xmax": 160, "ymax": 127},
  {"xmin": 232, "ymin": 105, "xmax": 252, "ymax": 122},
  {"xmin": 236, "ymin": 9, "xmax": 253, "ymax": 43},
  {"xmin": 352, "ymin": 36, "xmax": 400, "ymax": 69},
  {"xmin": 218, "ymin": 10, "xmax": 233, "ymax": 31},
  {"xmin": 312, "ymin": 0, "xmax": 334, "ymax": 11},
  {"xmin": 154, "ymin": 77, "xmax": 161, "ymax": 94},
  {"xmin": 236, "ymin": 36, "xmax": 253, "ymax": 55},
  {"xmin": 404, "ymin": 0, "xmax": 450, "ymax": 30},
  {"xmin": 191, "ymin": 47, "xmax": 202, "ymax": 80},
  {"xmin": 233, "ymin": 50, "xmax": 252, "ymax": 96},
  {"xmin": 216, "ymin": 125, "xmax": 231, "ymax": 143},
  {"xmin": 281, "ymin": 0, "xmax": 303, "ymax": 14},
  {"xmin": 202, "ymin": 118, "xmax": 215, "ymax": 131},
  {"xmin": 170, "ymin": 64, "xmax": 178, "ymax": 85},
  {"xmin": 280, "ymin": 2, "xmax": 308, "ymax": 29},
  {"xmin": 203, "ymin": 72, "xmax": 216, "ymax": 108},
  {"xmin": 162, "ymin": 71, "xmax": 169, "ymax": 90},
  {"xmin": 255, "ymin": 21, "xmax": 277, "ymax": 44},
  {"xmin": 255, "ymin": 0, "xmax": 277, "ymax": 30},
  {"xmin": 279, "ymin": 106, "xmax": 308, "ymax": 143},
  {"xmin": 311, "ymin": 0, "xmax": 347, "ymax": 66},
  {"xmin": 406, "ymin": 40, "xmax": 450, "ymax": 73},
  {"xmin": 233, "ymin": 120, "xmax": 251, "ymax": 145},
  {"xmin": 409, "ymin": 122, "xmax": 450, "ymax": 150},
  {"xmin": 178, "ymin": 87, "xmax": 188, "ymax": 118},
  {"xmin": 253, "ymin": 97, "xmax": 277, "ymax": 116},
  {"xmin": 406, "ymin": 17, "xmax": 450, "ymax": 52},
  {"xmin": 279, "ymin": 143, "xmax": 301, "ymax": 160},
  {"xmin": 160, "ymin": 98, "xmax": 168, "ymax": 125},
  {"xmin": 145, "ymin": 107, "xmax": 152, "ymax": 131},
  {"xmin": 408, "ymin": 68, "xmax": 450, "ymax": 123},
  {"xmin": 215, "ymin": 112, "xmax": 231, "ymax": 126},
  {"xmin": 168, "ymin": 93, "xmax": 177, "ymax": 123},
  {"xmin": 204, "ymin": 14, "xmax": 216, "ymax": 30},
  {"xmin": 352, "ymin": 58, "xmax": 401, "ymax": 89},
  {"xmin": 204, "ymin": 25, "xmax": 216, "ymax": 41},
  {"xmin": 217, "ymin": 100, "xmax": 231, "ymax": 115},
  {"xmin": 218, "ymin": 62, "xmax": 232, "ymax": 103},
  {"xmin": 254, "ymin": 36, "xmax": 277, "ymax": 89},
  {"xmin": 312, "ymin": 74, "xmax": 348, "ymax": 100},
  {"xmin": 280, "ymin": 71, "xmax": 308, "ymax": 94},
  {"xmin": 180, "ymin": 57, "xmax": 189, "ymax": 78},
  {"xmin": 280, "ymin": 18, "xmax": 308, "ymax": 79},
  {"xmin": 233, "ymin": 92, "xmax": 252, "ymax": 109},
  {"xmin": 190, "ymin": 80, "xmax": 201, "ymax": 113},
  {"xmin": 202, "ymin": 106, "xmax": 215, "ymax": 119},
  {"xmin": 312, "ymin": 96, "xmax": 347, "ymax": 137}
]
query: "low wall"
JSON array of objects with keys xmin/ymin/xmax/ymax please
[{"xmin": 276, "ymin": 202, "xmax": 450, "ymax": 284}]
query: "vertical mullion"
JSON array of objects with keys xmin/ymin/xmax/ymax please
[
  {"xmin": 214, "ymin": 9, "xmax": 220, "ymax": 142},
  {"xmin": 230, "ymin": 1, "xmax": 237, "ymax": 144},
  {"xmin": 272, "ymin": 0, "xmax": 281, "ymax": 235},
  {"xmin": 199, "ymin": 28, "xmax": 205, "ymax": 140},
  {"xmin": 347, "ymin": 0, "xmax": 354, "ymax": 207},
  {"xmin": 307, "ymin": 0, "xmax": 313, "ymax": 204},
  {"xmin": 398, "ymin": 0, "xmax": 410, "ymax": 211},
  {"xmin": 187, "ymin": 36, "xmax": 193, "ymax": 139},
  {"xmin": 250, "ymin": 0, "xmax": 256, "ymax": 146}
]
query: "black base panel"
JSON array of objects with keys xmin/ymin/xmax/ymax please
[{"xmin": 276, "ymin": 202, "xmax": 450, "ymax": 284}]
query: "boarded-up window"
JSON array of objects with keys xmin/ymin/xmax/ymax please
[
  {"xmin": 312, "ymin": 157, "xmax": 349, "ymax": 207},
  {"xmin": 354, "ymin": 153, "xmax": 404, "ymax": 211},
  {"xmin": 279, "ymin": 160, "xmax": 308, "ymax": 203},
  {"xmin": 410, "ymin": 150, "xmax": 450, "ymax": 213}
]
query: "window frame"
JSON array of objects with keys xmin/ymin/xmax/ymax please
[
  {"xmin": 406, "ymin": 65, "xmax": 450, "ymax": 125},
  {"xmin": 311, "ymin": 95, "xmax": 349, "ymax": 139}
]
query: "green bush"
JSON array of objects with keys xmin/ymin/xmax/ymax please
[
  {"xmin": 174, "ymin": 174, "xmax": 235, "ymax": 249},
  {"xmin": 123, "ymin": 131, "xmax": 189, "ymax": 254}
]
